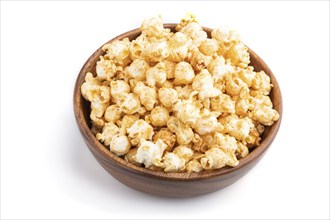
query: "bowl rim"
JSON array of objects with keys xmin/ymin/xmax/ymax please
[{"xmin": 73, "ymin": 24, "xmax": 283, "ymax": 181}]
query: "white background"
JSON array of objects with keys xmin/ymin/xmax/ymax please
[{"xmin": 1, "ymin": 1, "xmax": 329, "ymax": 219}]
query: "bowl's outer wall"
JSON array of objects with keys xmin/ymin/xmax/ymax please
[{"xmin": 73, "ymin": 24, "xmax": 282, "ymax": 198}]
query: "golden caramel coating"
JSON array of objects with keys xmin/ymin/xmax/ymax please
[
  {"xmin": 102, "ymin": 37, "xmax": 131, "ymax": 66},
  {"xmin": 153, "ymin": 128, "xmax": 176, "ymax": 152},
  {"xmin": 96, "ymin": 122, "xmax": 120, "ymax": 146},
  {"xmin": 96, "ymin": 56, "xmax": 118, "ymax": 81},
  {"xmin": 81, "ymin": 14, "xmax": 279, "ymax": 172},
  {"xmin": 199, "ymin": 38, "xmax": 218, "ymax": 56},
  {"xmin": 124, "ymin": 148, "xmax": 140, "ymax": 166},
  {"xmin": 161, "ymin": 152, "xmax": 186, "ymax": 172},
  {"xmin": 192, "ymin": 69, "xmax": 221, "ymax": 100},
  {"xmin": 180, "ymin": 22, "xmax": 207, "ymax": 47},
  {"xmin": 150, "ymin": 106, "xmax": 170, "ymax": 127},
  {"xmin": 186, "ymin": 159, "xmax": 203, "ymax": 173},
  {"xmin": 168, "ymin": 32, "xmax": 192, "ymax": 62},
  {"xmin": 172, "ymin": 145, "xmax": 194, "ymax": 162},
  {"xmin": 127, "ymin": 119, "xmax": 154, "ymax": 145},
  {"xmin": 146, "ymin": 62, "xmax": 167, "ymax": 87},
  {"xmin": 117, "ymin": 93, "xmax": 141, "ymax": 115},
  {"xmin": 210, "ymin": 93, "xmax": 235, "ymax": 114},
  {"xmin": 141, "ymin": 15, "xmax": 171, "ymax": 39},
  {"xmin": 104, "ymin": 105, "xmax": 122, "ymax": 123},
  {"xmin": 133, "ymin": 82, "xmax": 157, "ymax": 111},
  {"xmin": 173, "ymin": 92, "xmax": 202, "ymax": 126},
  {"xmin": 125, "ymin": 58, "xmax": 149, "ymax": 81},
  {"xmin": 187, "ymin": 46, "xmax": 210, "ymax": 71},
  {"xmin": 158, "ymin": 88, "xmax": 179, "ymax": 109},
  {"xmin": 142, "ymin": 39, "xmax": 169, "ymax": 63},
  {"xmin": 117, "ymin": 114, "xmax": 139, "ymax": 134},
  {"xmin": 173, "ymin": 61, "xmax": 195, "ymax": 85},
  {"xmin": 200, "ymin": 148, "xmax": 228, "ymax": 170},
  {"xmin": 110, "ymin": 80, "xmax": 130, "ymax": 102},
  {"xmin": 134, "ymin": 139, "xmax": 167, "ymax": 168}
]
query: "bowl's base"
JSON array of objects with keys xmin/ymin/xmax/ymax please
[{"xmin": 95, "ymin": 151, "xmax": 264, "ymax": 198}]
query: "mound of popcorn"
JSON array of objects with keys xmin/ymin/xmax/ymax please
[{"xmin": 81, "ymin": 14, "xmax": 279, "ymax": 173}]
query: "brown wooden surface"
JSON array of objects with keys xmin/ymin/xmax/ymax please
[{"xmin": 73, "ymin": 24, "xmax": 283, "ymax": 198}]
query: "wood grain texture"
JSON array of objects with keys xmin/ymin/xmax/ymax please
[{"xmin": 73, "ymin": 24, "xmax": 283, "ymax": 197}]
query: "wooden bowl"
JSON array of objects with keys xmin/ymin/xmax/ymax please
[{"xmin": 73, "ymin": 24, "xmax": 282, "ymax": 198}]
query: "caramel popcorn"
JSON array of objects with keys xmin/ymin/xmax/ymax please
[
  {"xmin": 173, "ymin": 61, "xmax": 195, "ymax": 85},
  {"xmin": 81, "ymin": 14, "xmax": 279, "ymax": 173}
]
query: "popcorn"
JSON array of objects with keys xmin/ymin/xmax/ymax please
[
  {"xmin": 104, "ymin": 105, "xmax": 122, "ymax": 123},
  {"xmin": 81, "ymin": 14, "xmax": 279, "ymax": 173},
  {"xmin": 96, "ymin": 122, "xmax": 120, "ymax": 146},
  {"xmin": 110, "ymin": 80, "xmax": 130, "ymax": 103},
  {"xmin": 96, "ymin": 56, "xmax": 117, "ymax": 80},
  {"xmin": 226, "ymin": 43, "xmax": 250, "ymax": 68},
  {"xmin": 153, "ymin": 128, "xmax": 176, "ymax": 151},
  {"xmin": 150, "ymin": 106, "xmax": 170, "ymax": 127},
  {"xmin": 207, "ymin": 55, "xmax": 235, "ymax": 82},
  {"xmin": 187, "ymin": 46, "xmax": 210, "ymax": 71},
  {"xmin": 90, "ymin": 101, "xmax": 108, "ymax": 129},
  {"xmin": 251, "ymin": 71, "xmax": 272, "ymax": 95},
  {"xmin": 133, "ymin": 82, "xmax": 157, "ymax": 111},
  {"xmin": 81, "ymin": 73, "xmax": 111, "ymax": 129},
  {"xmin": 173, "ymin": 61, "xmax": 195, "ymax": 85},
  {"xmin": 167, "ymin": 116, "xmax": 194, "ymax": 145},
  {"xmin": 127, "ymin": 119, "xmax": 154, "ymax": 145},
  {"xmin": 200, "ymin": 148, "xmax": 228, "ymax": 169},
  {"xmin": 110, "ymin": 134, "xmax": 131, "ymax": 156},
  {"xmin": 129, "ymin": 34, "xmax": 148, "ymax": 60},
  {"xmin": 142, "ymin": 39, "xmax": 169, "ymax": 63},
  {"xmin": 175, "ymin": 85, "xmax": 194, "ymax": 100},
  {"xmin": 141, "ymin": 15, "xmax": 171, "ymax": 39},
  {"xmin": 117, "ymin": 114, "xmax": 139, "ymax": 134},
  {"xmin": 236, "ymin": 142, "xmax": 249, "ymax": 159},
  {"xmin": 199, "ymin": 38, "xmax": 218, "ymax": 56},
  {"xmin": 210, "ymin": 93, "xmax": 235, "ymax": 114},
  {"xmin": 176, "ymin": 13, "xmax": 197, "ymax": 31},
  {"xmin": 193, "ymin": 109, "xmax": 221, "ymax": 135},
  {"xmin": 146, "ymin": 62, "xmax": 167, "ymax": 87},
  {"xmin": 245, "ymin": 129, "xmax": 261, "ymax": 147},
  {"xmin": 102, "ymin": 38, "xmax": 131, "ymax": 66},
  {"xmin": 124, "ymin": 148, "xmax": 140, "ymax": 166},
  {"xmin": 117, "ymin": 93, "xmax": 141, "ymax": 114},
  {"xmin": 186, "ymin": 159, "xmax": 203, "ymax": 173},
  {"xmin": 212, "ymin": 133, "xmax": 239, "ymax": 167},
  {"xmin": 176, "ymin": 120, "xmax": 194, "ymax": 145},
  {"xmin": 167, "ymin": 116, "xmax": 180, "ymax": 133},
  {"xmin": 180, "ymin": 22, "xmax": 207, "ymax": 47},
  {"xmin": 235, "ymin": 99, "xmax": 250, "ymax": 116},
  {"xmin": 174, "ymin": 91, "xmax": 203, "ymax": 126},
  {"xmin": 134, "ymin": 139, "xmax": 167, "ymax": 168},
  {"xmin": 125, "ymin": 58, "xmax": 149, "ymax": 81},
  {"xmin": 161, "ymin": 152, "xmax": 186, "ymax": 172},
  {"xmin": 211, "ymin": 26, "xmax": 241, "ymax": 56},
  {"xmin": 168, "ymin": 32, "xmax": 192, "ymax": 62},
  {"xmin": 162, "ymin": 60, "xmax": 176, "ymax": 79},
  {"xmin": 225, "ymin": 75, "xmax": 247, "ymax": 96},
  {"xmin": 158, "ymin": 88, "xmax": 179, "ymax": 108},
  {"xmin": 211, "ymin": 26, "xmax": 241, "ymax": 44},
  {"xmin": 251, "ymin": 105, "xmax": 279, "ymax": 126},
  {"xmin": 172, "ymin": 145, "xmax": 194, "ymax": 162},
  {"xmin": 81, "ymin": 72, "xmax": 110, "ymax": 103},
  {"xmin": 219, "ymin": 115, "xmax": 254, "ymax": 140},
  {"xmin": 162, "ymin": 80, "xmax": 174, "ymax": 88},
  {"xmin": 237, "ymin": 66, "xmax": 256, "ymax": 87},
  {"xmin": 192, "ymin": 69, "xmax": 221, "ymax": 100}
]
